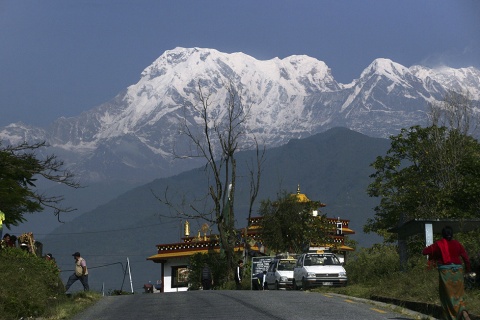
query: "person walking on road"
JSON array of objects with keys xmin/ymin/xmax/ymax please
[
  {"xmin": 65, "ymin": 252, "xmax": 89, "ymax": 292},
  {"xmin": 201, "ymin": 263, "xmax": 213, "ymax": 290},
  {"xmin": 261, "ymin": 271, "xmax": 268, "ymax": 290},
  {"xmin": 422, "ymin": 226, "xmax": 471, "ymax": 320},
  {"xmin": 235, "ymin": 259, "xmax": 243, "ymax": 290}
]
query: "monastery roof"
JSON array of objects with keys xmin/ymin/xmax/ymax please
[
  {"xmin": 146, "ymin": 186, "xmax": 355, "ymax": 262},
  {"xmin": 291, "ymin": 185, "xmax": 326, "ymax": 207},
  {"xmin": 147, "ymin": 239, "xmax": 262, "ymax": 261}
]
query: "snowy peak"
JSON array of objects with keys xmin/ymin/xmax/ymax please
[
  {"xmin": 113, "ymin": 47, "xmax": 343, "ymax": 140},
  {"xmin": 1, "ymin": 48, "xmax": 479, "ymax": 184},
  {"xmin": 352, "ymin": 58, "xmax": 480, "ymax": 103},
  {"xmin": 411, "ymin": 65, "xmax": 480, "ymax": 100},
  {"xmin": 140, "ymin": 47, "xmax": 339, "ymax": 92},
  {"xmin": 360, "ymin": 58, "xmax": 414, "ymax": 84},
  {"xmin": 0, "ymin": 122, "xmax": 47, "ymax": 146}
]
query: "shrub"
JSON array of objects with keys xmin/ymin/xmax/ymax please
[
  {"xmin": 0, "ymin": 248, "xmax": 66, "ymax": 320},
  {"xmin": 187, "ymin": 252, "xmax": 229, "ymax": 290},
  {"xmin": 345, "ymin": 244, "xmax": 400, "ymax": 285}
]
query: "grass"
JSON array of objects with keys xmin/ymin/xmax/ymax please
[
  {"xmin": 46, "ymin": 291, "xmax": 103, "ymax": 320},
  {"xmin": 314, "ymin": 275, "xmax": 480, "ymax": 318},
  {"xmin": 313, "ymin": 245, "xmax": 480, "ymax": 318}
]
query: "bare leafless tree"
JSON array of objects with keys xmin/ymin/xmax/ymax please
[
  {"xmin": 428, "ymin": 90, "xmax": 478, "ymax": 135},
  {"xmin": 157, "ymin": 80, "xmax": 265, "ymax": 274}
]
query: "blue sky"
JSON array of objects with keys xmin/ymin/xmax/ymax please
[{"xmin": 1, "ymin": 0, "xmax": 479, "ymax": 127}]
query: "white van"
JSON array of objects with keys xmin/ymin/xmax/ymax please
[{"xmin": 293, "ymin": 253, "xmax": 347, "ymax": 290}]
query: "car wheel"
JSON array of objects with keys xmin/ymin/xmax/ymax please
[
  {"xmin": 274, "ymin": 281, "xmax": 279, "ymax": 290},
  {"xmin": 302, "ymin": 278, "xmax": 308, "ymax": 291}
]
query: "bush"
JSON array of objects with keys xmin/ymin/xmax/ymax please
[
  {"xmin": 345, "ymin": 244, "xmax": 400, "ymax": 285},
  {"xmin": 187, "ymin": 252, "xmax": 229, "ymax": 290},
  {"xmin": 108, "ymin": 289, "xmax": 133, "ymax": 295},
  {"xmin": 457, "ymin": 230, "xmax": 480, "ymax": 274},
  {"xmin": 0, "ymin": 248, "xmax": 66, "ymax": 320},
  {"xmin": 187, "ymin": 252, "xmax": 250, "ymax": 290}
]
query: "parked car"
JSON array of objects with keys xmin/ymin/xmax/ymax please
[
  {"xmin": 265, "ymin": 257, "xmax": 296, "ymax": 290},
  {"xmin": 293, "ymin": 252, "xmax": 347, "ymax": 290}
]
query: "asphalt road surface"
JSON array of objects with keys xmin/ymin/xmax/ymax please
[{"xmin": 73, "ymin": 290, "xmax": 430, "ymax": 320}]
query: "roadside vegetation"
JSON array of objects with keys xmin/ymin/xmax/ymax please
[
  {"xmin": 1, "ymin": 242, "xmax": 479, "ymax": 319},
  {"xmin": 317, "ymin": 244, "xmax": 480, "ymax": 317},
  {"xmin": 0, "ymin": 248, "xmax": 101, "ymax": 320}
]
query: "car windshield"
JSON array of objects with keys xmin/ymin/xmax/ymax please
[
  {"xmin": 305, "ymin": 254, "xmax": 340, "ymax": 266},
  {"xmin": 278, "ymin": 261, "xmax": 295, "ymax": 271}
]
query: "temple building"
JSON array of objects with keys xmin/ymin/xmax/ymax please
[{"xmin": 147, "ymin": 186, "xmax": 355, "ymax": 292}]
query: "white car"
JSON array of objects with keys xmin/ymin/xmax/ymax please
[
  {"xmin": 293, "ymin": 253, "xmax": 347, "ymax": 290},
  {"xmin": 265, "ymin": 257, "xmax": 296, "ymax": 290}
]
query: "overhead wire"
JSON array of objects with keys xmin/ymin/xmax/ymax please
[{"xmin": 31, "ymin": 220, "xmax": 179, "ymax": 237}]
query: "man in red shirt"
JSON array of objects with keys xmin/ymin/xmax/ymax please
[{"xmin": 422, "ymin": 226, "xmax": 471, "ymax": 320}]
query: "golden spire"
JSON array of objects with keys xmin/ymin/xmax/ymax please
[
  {"xmin": 294, "ymin": 184, "xmax": 309, "ymax": 203},
  {"xmin": 201, "ymin": 223, "xmax": 209, "ymax": 241},
  {"xmin": 184, "ymin": 220, "xmax": 190, "ymax": 237}
]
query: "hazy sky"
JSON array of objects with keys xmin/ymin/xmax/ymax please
[{"xmin": 1, "ymin": 0, "xmax": 479, "ymax": 128}]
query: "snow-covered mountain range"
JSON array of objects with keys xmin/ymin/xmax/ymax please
[{"xmin": 1, "ymin": 47, "xmax": 479, "ymax": 184}]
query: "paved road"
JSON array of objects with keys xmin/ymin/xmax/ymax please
[{"xmin": 73, "ymin": 290, "xmax": 432, "ymax": 320}]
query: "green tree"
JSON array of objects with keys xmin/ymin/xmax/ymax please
[
  {"xmin": 0, "ymin": 141, "xmax": 79, "ymax": 226},
  {"xmin": 365, "ymin": 125, "xmax": 480, "ymax": 242},
  {"xmin": 186, "ymin": 252, "xmax": 229, "ymax": 290},
  {"xmin": 259, "ymin": 191, "xmax": 333, "ymax": 254}
]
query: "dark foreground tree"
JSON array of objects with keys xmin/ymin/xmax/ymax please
[
  {"xmin": 259, "ymin": 191, "xmax": 333, "ymax": 254},
  {"xmin": 0, "ymin": 141, "xmax": 80, "ymax": 226},
  {"xmin": 365, "ymin": 94, "xmax": 480, "ymax": 242}
]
